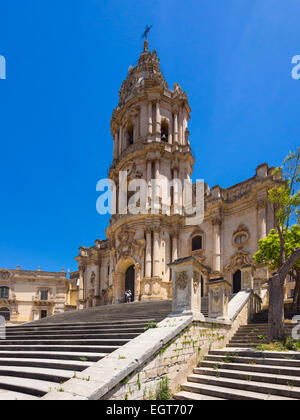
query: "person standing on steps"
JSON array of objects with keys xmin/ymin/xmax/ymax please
[{"xmin": 125, "ymin": 290, "xmax": 132, "ymax": 303}]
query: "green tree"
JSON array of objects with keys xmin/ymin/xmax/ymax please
[
  {"xmin": 261, "ymin": 148, "xmax": 300, "ymax": 341},
  {"xmin": 254, "ymin": 225, "xmax": 300, "ymax": 308}
]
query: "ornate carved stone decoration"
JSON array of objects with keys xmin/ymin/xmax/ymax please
[
  {"xmin": 152, "ymin": 281, "xmax": 161, "ymax": 295},
  {"xmin": 90, "ymin": 272, "xmax": 95, "ymax": 285},
  {"xmin": 176, "ymin": 271, "xmax": 188, "ymax": 290},
  {"xmin": 232, "ymin": 225, "xmax": 250, "ymax": 250},
  {"xmin": 224, "ymin": 251, "xmax": 255, "ymax": 272},
  {"xmin": 0, "ymin": 271, "xmax": 10, "ymax": 280},
  {"xmin": 118, "ymin": 45, "xmax": 168, "ymax": 106},
  {"xmin": 116, "ymin": 228, "xmax": 146, "ymax": 262}
]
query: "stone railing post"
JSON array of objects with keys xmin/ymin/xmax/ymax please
[
  {"xmin": 168, "ymin": 256, "xmax": 205, "ymax": 321},
  {"xmin": 241, "ymin": 265, "xmax": 254, "ymax": 290},
  {"xmin": 208, "ymin": 278, "xmax": 232, "ymax": 320}
]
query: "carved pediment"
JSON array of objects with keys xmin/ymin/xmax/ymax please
[{"xmin": 224, "ymin": 251, "xmax": 255, "ymax": 272}]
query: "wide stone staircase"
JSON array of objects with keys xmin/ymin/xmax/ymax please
[
  {"xmin": 0, "ymin": 301, "xmax": 172, "ymax": 400},
  {"xmin": 175, "ymin": 309, "xmax": 300, "ymax": 400}
]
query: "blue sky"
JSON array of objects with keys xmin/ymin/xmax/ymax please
[{"xmin": 0, "ymin": 0, "xmax": 299, "ymax": 273}]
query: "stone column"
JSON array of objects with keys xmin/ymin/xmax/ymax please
[
  {"xmin": 112, "ymin": 272, "xmax": 123, "ymax": 304},
  {"xmin": 109, "ymin": 252, "xmax": 114, "ymax": 287},
  {"xmin": 212, "ymin": 217, "xmax": 222, "ymax": 273},
  {"xmin": 148, "ymin": 102, "xmax": 153, "ymax": 138},
  {"xmin": 172, "ymin": 234, "xmax": 178, "ymax": 262},
  {"xmin": 173, "ymin": 167, "xmax": 180, "ymax": 214},
  {"xmin": 155, "ymin": 101, "xmax": 161, "ymax": 141},
  {"xmin": 174, "ymin": 113, "xmax": 178, "ymax": 144},
  {"xmin": 208, "ymin": 278, "xmax": 232, "ymax": 319},
  {"xmin": 165, "ymin": 231, "xmax": 171, "ymax": 282},
  {"xmin": 257, "ymin": 200, "xmax": 267, "ymax": 240},
  {"xmin": 168, "ymin": 256, "xmax": 205, "ymax": 320},
  {"xmin": 178, "ymin": 107, "xmax": 183, "ymax": 145},
  {"xmin": 146, "ymin": 160, "xmax": 152, "ymax": 210},
  {"xmin": 168, "ymin": 115, "xmax": 173, "ymax": 144},
  {"xmin": 145, "ymin": 229, "xmax": 152, "ymax": 278},
  {"xmin": 119, "ymin": 126, "xmax": 122, "ymax": 156},
  {"xmin": 241, "ymin": 265, "xmax": 254, "ymax": 290},
  {"xmin": 154, "ymin": 159, "xmax": 160, "ymax": 212},
  {"xmin": 134, "ymin": 264, "xmax": 142, "ymax": 302},
  {"xmin": 78, "ymin": 265, "xmax": 85, "ymax": 310},
  {"xmin": 95, "ymin": 263, "xmax": 101, "ymax": 304},
  {"xmin": 153, "ymin": 229, "xmax": 161, "ymax": 278},
  {"xmin": 113, "ymin": 133, "xmax": 118, "ymax": 160}
]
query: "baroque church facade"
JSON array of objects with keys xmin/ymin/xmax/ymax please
[{"xmin": 76, "ymin": 41, "xmax": 276, "ymax": 309}]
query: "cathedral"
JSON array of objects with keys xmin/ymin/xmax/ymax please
[{"xmin": 76, "ymin": 41, "xmax": 276, "ymax": 309}]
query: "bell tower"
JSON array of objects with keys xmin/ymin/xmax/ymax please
[{"xmin": 106, "ymin": 40, "xmax": 195, "ymax": 302}]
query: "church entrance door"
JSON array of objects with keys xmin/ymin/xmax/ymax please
[
  {"xmin": 233, "ymin": 270, "xmax": 242, "ymax": 294},
  {"xmin": 125, "ymin": 265, "xmax": 135, "ymax": 302}
]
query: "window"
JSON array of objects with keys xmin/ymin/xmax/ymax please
[
  {"xmin": 161, "ymin": 120, "xmax": 169, "ymax": 142},
  {"xmin": 40, "ymin": 290, "xmax": 49, "ymax": 301},
  {"xmin": 127, "ymin": 123, "xmax": 134, "ymax": 145},
  {"xmin": 234, "ymin": 234, "xmax": 247, "ymax": 246},
  {"xmin": 0, "ymin": 287, "xmax": 9, "ymax": 299},
  {"xmin": 192, "ymin": 236, "xmax": 203, "ymax": 251}
]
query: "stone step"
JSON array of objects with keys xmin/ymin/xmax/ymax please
[
  {"xmin": 205, "ymin": 355, "xmax": 300, "ymax": 369},
  {"xmin": 201, "ymin": 360, "xmax": 300, "ymax": 377},
  {"xmin": 226, "ymin": 343, "xmax": 267, "ymax": 348},
  {"xmin": 0, "ymin": 365, "xmax": 74, "ymax": 383},
  {"xmin": 180, "ymin": 381, "xmax": 296, "ymax": 400},
  {"xmin": 7, "ymin": 324, "xmax": 149, "ymax": 333},
  {"xmin": 0, "ymin": 389, "xmax": 39, "ymax": 400},
  {"xmin": 24, "ymin": 301, "xmax": 172, "ymax": 326},
  {"xmin": 10, "ymin": 318, "xmax": 158, "ymax": 329},
  {"xmin": 0, "ymin": 339, "xmax": 130, "ymax": 346},
  {"xmin": 0, "ymin": 357, "xmax": 92, "ymax": 371},
  {"xmin": 0, "ymin": 345, "xmax": 119, "ymax": 353},
  {"xmin": 174, "ymin": 390, "xmax": 225, "ymax": 401},
  {"xmin": 0, "ymin": 350, "xmax": 106, "ymax": 362},
  {"xmin": 229, "ymin": 338, "xmax": 269, "ymax": 343},
  {"xmin": 0, "ymin": 375, "xmax": 58, "ymax": 397},
  {"xmin": 210, "ymin": 349, "xmax": 300, "ymax": 360},
  {"xmin": 194, "ymin": 367, "xmax": 300, "ymax": 387},
  {"xmin": 5, "ymin": 327, "xmax": 146, "ymax": 336},
  {"xmin": 3, "ymin": 332, "xmax": 140, "ymax": 340},
  {"xmin": 187, "ymin": 373, "xmax": 300, "ymax": 399}
]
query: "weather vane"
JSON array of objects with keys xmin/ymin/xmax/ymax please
[{"xmin": 141, "ymin": 25, "xmax": 153, "ymax": 40}]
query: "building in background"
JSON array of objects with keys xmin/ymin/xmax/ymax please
[{"xmin": 0, "ymin": 267, "xmax": 78, "ymax": 324}]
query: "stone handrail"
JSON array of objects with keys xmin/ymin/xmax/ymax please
[{"xmin": 228, "ymin": 290, "xmax": 261, "ymax": 322}]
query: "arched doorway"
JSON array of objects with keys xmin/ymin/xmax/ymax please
[
  {"xmin": 0, "ymin": 307, "xmax": 10, "ymax": 321},
  {"xmin": 125, "ymin": 265, "xmax": 135, "ymax": 302},
  {"xmin": 233, "ymin": 270, "xmax": 242, "ymax": 294}
]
